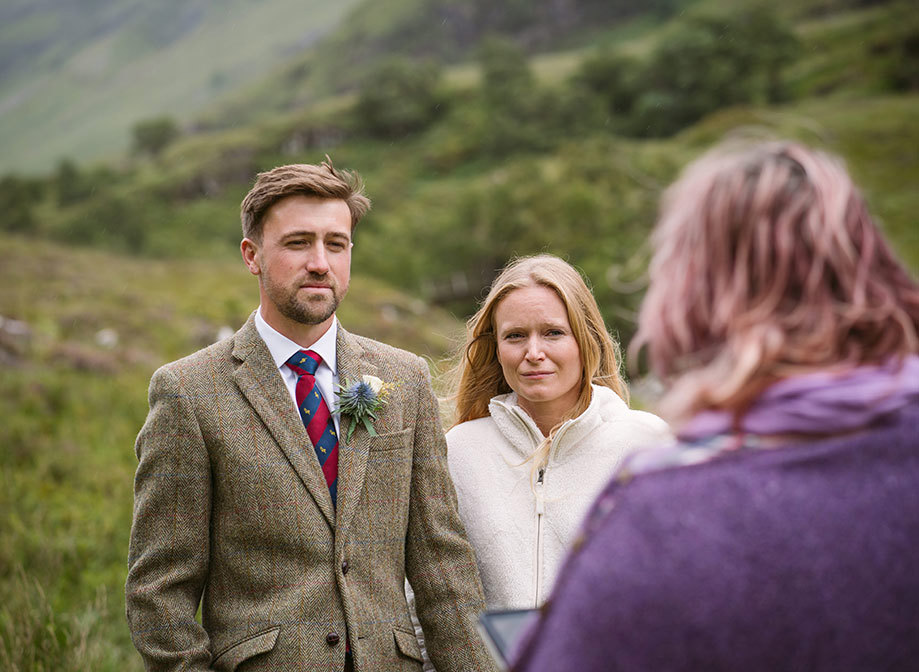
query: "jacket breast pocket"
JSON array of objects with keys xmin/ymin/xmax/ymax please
[
  {"xmin": 367, "ymin": 426, "xmax": 412, "ymax": 452},
  {"xmin": 364, "ymin": 427, "xmax": 413, "ymax": 524}
]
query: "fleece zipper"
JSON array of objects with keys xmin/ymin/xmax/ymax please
[
  {"xmin": 498, "ymin": 401, "xmax": 576, "ymax": 607},
  {"xmin": 534, "ymin": 466, "xmax": 546, "ymax": 607},
  {"xmin": 500, "ymin": 404, "xmax": 545, "ymax": 606}
]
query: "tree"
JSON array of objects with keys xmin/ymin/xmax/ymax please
[
  {"xmin": 0, "ymin": 175, "xmax": 43, "ymax": 233},
  {"xmin": 68, "ymin": 193, "xmax": 148, "ymax": 251},
  {"xmin": 574, "ymin": 49, "xmax": 640, "ymax": 117},
  {"xmin": 634, "ymin": 7, "xmax": 798, "ymax": 136},
  {"xmin": 131, "ymin": 116, "xmax": 180, "ymax": 157},
  {"xmin": 477, "ymin": 36, "xmax": 535, "ymax": 114},
  {"xmin": 354, "ymin": 58, "xmax": 445, "ymax": 139},
  {"xmin": 474, "ymin": 37, "xmax": 546, "ymax": 155},
  {"xmin": 53, "ymin": 159, "xmax": 97, "ymax": 206},
  {"xmin": 882, "ymin": 4, "xmax": 919, "ymax": 91}
]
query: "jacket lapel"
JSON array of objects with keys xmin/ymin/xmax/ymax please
[
  {"xmin": 232, "ymin": 316, "xmax": 336, "ymax": 529},
  {"xmin": 334, "ymin": 327, "xmax": 374, "ymax": 545}
]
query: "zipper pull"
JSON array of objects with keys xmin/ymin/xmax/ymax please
[{"xmin": 535, "ymin": 469, "xmax": 545, "ymax": 515}]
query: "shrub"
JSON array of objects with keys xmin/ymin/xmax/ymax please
[
  {"xmin": 354, "ymin": 58, "xmax": 445, "ymax": 139},
  {"xmin": 131, "ymin": 116, "xmax": 180, "ymax": 157},
  {"xmin": 0, "ymin": 175, "xmax": 44, "ymax": 234}
]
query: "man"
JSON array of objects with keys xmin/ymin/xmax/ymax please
[{"xmin": 126, "ymin": 160, "xmax": 497, "ymax": 672}]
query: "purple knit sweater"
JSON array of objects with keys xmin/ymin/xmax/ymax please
[{"xmin": 511, "ymin": 408, "xmax": 919, "ymax": 672}]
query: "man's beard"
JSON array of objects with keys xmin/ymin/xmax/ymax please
[
  {"xmin": 265, "ymin": 272, "xmax": 345, "ymax": 326},
  {"xmin": 280, "ymin": 290, "xmax": 340, "ymax": 325}
]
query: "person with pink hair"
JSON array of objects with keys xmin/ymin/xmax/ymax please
[{"xmin": 511, "ymin": 141, "xmax": 919, "ymax": 672}]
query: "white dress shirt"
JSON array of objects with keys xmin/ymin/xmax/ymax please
[{"xmin": 254, "ymin": 308, "xmax": 341, "ymax": 434}]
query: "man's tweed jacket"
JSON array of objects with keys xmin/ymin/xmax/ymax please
[{"xmin": 126, "ymin": 315, "xmax": 496, "ymax": 672}]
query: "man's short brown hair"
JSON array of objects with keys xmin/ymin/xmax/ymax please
[{"xmin": 240, "ymin": 158, "xmax": 371, "ymax": 241}]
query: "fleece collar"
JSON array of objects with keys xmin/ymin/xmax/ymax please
[{"xmin": 488, "ymin": 385, "xmax": 629, "ymax": 463}]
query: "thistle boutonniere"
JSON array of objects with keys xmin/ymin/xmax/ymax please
[{"xmin": 335, "ymin": 374, "xmax": 391, "ymax": 441}]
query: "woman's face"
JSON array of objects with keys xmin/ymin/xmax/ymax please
[{"xmin": 493, "ymin": 285, "xmax": 583, "ymax": 426}]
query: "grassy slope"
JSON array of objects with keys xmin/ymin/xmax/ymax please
[
  {"xmin": 0, "ymin": 0, "xmax": 361, "ymax": 175},
  {"xmin": 0, "ymin": 233, "xmax": 461, "ymax": 670}
]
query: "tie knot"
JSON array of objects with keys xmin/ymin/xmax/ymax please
[{"xmin": 286, "ymin": 350, "xmax": 321, "ymax": 376}]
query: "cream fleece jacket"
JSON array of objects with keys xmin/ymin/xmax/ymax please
[{"xmin": 447, "ymin": 385, "xmax": 671, "ymax": 610}]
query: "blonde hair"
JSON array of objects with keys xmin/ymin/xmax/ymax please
[
  {"xmin": 632, "ymin": 140, "xmax": 919, "ymax": 422},
  {"xmin": 452, "ymin": 254, "xmax": 629, "ymax": 476}
]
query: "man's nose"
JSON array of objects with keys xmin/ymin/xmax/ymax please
[{"xmin": 306, "ymin": 244, "xmax": 330, "ymax": 274}]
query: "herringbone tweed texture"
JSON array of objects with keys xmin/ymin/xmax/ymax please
[{"xmin": 126, "ymin": 315, "xmax": 496, "ymax": 672}]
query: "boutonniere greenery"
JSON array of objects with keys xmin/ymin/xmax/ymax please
[{"xmin": 335, "ymin": 374, "xmax": 391, "ymax": 440}]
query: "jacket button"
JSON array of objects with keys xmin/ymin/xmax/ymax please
[
  {"xmin": 326, "ymin": 632, "xmax": 341, "ymax": 646},
  {"xmin": 341, "ymin": 560, "xmax": 350, "ymax": 575}
]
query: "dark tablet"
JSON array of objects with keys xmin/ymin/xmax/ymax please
[{"xmin": 476, "ymin": 608, "xmax": 539, "ymax": 670}]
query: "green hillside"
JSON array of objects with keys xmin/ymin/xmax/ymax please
[
  {"xmin": 0, "ymin": 0, "xmax": 361, "ymax": 174},
  {"xmin": 181, "ymin": 0, "xmax": 688, "ymax": 135},
  {"xmin": 5, "ymin": 0, "xmax": 915, "ymax": 330}
]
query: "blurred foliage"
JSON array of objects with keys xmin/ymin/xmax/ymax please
[
  {"xmin": 473, "ymin": 37, "xmax": 549, "ymax": 155},
  {"xmin": 53, "ymin": 160, "xmax": 93, "ymax": 207},
  {"xmin": 573, "ymin": 7, "xmax": 800, "ymax": 137},
  {"xmin": 5, "ymin": 2, "xmax": 917, "ymax": 321},
  {"xmin": 0, "ymin": 175, "xmax": 44, "ymax": 234},
  {"xmin": 637, "ymin": 9, "xmax": 799, "ymax": 135},
  {"xmin": 354, "ymin": 58, "xmax": 446, "ymax": 139},
  {"xmin": 300, "ymin": 0, "xmax": 682, "ymax": 95},
  {"xmin": 574, "ymin": 50, "xmax": 641, "ymax": 123},
  {"xmin": 5, "ymin": 2, "xmax": 917, "ymax": 318},
  {"xmin": 131, "ymin": 116, "xmax": 181, "ymax": 157},
  {"xmin": 878, "ymin": 2, "xmax": 919, "ymax": 92},
  {"xmin": 358, "ymin": 138, "xmax": 675, "ymax": 341}
]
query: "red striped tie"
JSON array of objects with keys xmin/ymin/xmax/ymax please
[{"xmin": 285, "ymin": 350, "xmax": 339, "ymax": 507}]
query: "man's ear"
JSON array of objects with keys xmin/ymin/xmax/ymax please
[{"xmin": 241, "ymin": 238, "xmax": 261, "ymax": 276}]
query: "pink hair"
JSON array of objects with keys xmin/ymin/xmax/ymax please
[{"xmin": 632, "ymin": 141, "xmax": 919, "ymax": 421}]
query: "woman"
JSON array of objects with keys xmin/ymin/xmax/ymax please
[
  {"xmin": 512, "ymin": 142, "xmax": 919, "ymax": 671},
  {"xmin": 446, "ymin": 254, "xmax": 670, "ymax": 610}
]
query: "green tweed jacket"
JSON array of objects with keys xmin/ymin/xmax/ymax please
[{"xmin": 126, "ymin": 315, "xmax": 496, "ymax": 672}]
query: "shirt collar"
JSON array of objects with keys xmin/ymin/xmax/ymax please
[{"xmin": 254, "ymin": 308, "xmax": 338, "ymax": 374}]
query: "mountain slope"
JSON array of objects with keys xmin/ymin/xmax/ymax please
[
  {"xmin": 198, "ymin": 0, "xmax": 686, "ymax": 129},
  {"xmin": 0, "ymin": 0, "xmax": 361, "ymax": 174}
]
